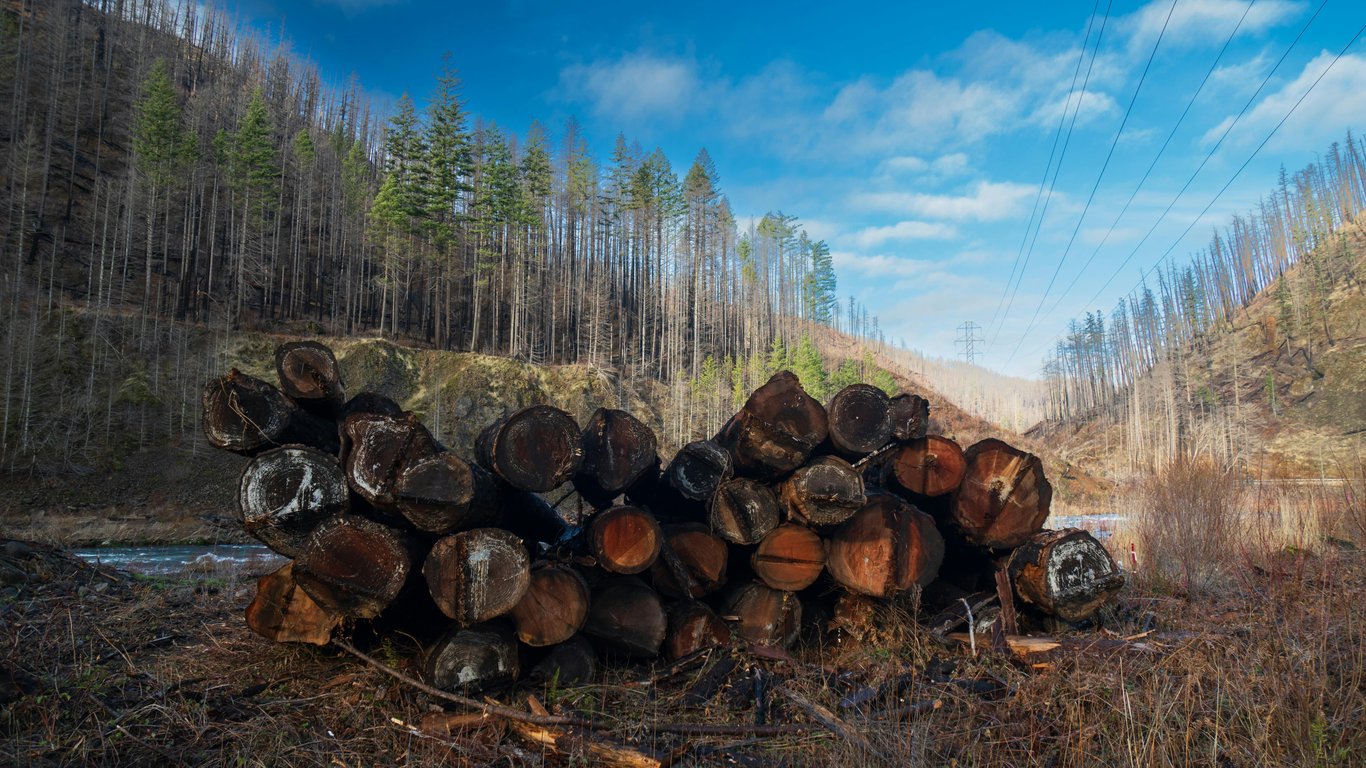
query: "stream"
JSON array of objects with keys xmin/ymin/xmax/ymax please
[{"xmin": 72, "ymin": 543, "xmax": 286, "ymax": 576}]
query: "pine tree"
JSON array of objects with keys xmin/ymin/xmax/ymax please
[
  {"xmin": 791, "ymin": 334, "xmax": 827, "ymax": 401},
  {"xmin": 133, "ymin": 60, "xmax": 194, "ymax": 186}
]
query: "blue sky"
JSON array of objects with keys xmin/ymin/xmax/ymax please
[{"xmin": 233, "ymin": 0, "xmax": 1366, "ymax": 376}]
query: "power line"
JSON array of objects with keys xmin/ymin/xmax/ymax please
[
  {"xmin": 987, "ymin": 0, "xmax": 1103, "ymax": 335},
  {"xmin": 1002, "ymin": 0, "xmax": 1181, "ymax": 366},
  {"xmin": 990, "ymin": 0, "xmax": 1114, "ymax": 347}
]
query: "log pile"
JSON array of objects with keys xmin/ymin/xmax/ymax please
[{"xmin": 207, "ymin": 340, "xmax": 1124, "ymax": 693}]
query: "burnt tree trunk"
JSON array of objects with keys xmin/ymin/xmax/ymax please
[
  {"xmin": 425, "ymin": 621, "xmax": 520, "ymax": 692},
  {"xmin": 826, "ymin": 383, "xmax": 893, "ymax": 458},
  {"xmin": 395, "ymin": 453, "xmax": 499, "ymax": 534},
  {"xmin": 293, "ymin": 514, "xmax": 414, "ymax": 619},
  {"xmin": 583, "ymin": 577, "xmax": 667, "ymax": 658},
  {"xmin": 423, "ymin": 528, "xmax": 531, "ymax": 625},
  {"xmin": 238, "ymin": 444, "xmax": 349, "ymax": 557},
  {"xmin": 245, "ymin": 562, "xmax": 342, "ymax": 645},
  {"xmin": 340, "ymin": 412, "xmax": 441, "ymax": 507},
  {"xmin": 508, "ymin": 562, "xmax": 591, "ymax": 646},
  {"xmin": 1007, "ymin": 528, "xmax": 1124, "ymax": 622},
  {"xmin": 752, "ymin": 523, "xmax": 827, "ymax": 592},
  {"xmin": 275, "ymin": 340, "xmax": 346, "ymax": 418},
  {"xmin": 779, "ymin": 455, "xmax": 865, "ymax": 526},
  {"xmin": 649, "ymin": 523, "xmax": 729, "ymax": 598},
  {"xmin": 202, "ymin": 370, "xmax": 337, "ymax": 455},
  {"xmin": 716, "ymin": 371, "xmax": 828, "ymax": 477},
  {"xmin": 476, "ymin": 405, "xmax": 583, "ymax": 492},
  {"xmin": 826, "ymin": 495, "xmax": 945, "ymax": 597},
  {"xmin": 588, "ymin": 505, "xmax": 663, "ymax": 575},
  {"xmin": 664, "ymin": 602, "xmax": 731, "ymax": 661},
  {"xmin": 722, "ymin": 580, "xmax": 802, "ymax": 649},
  {"xmin": 575, "ymin": 408, "xmax": 658, "ymax": 507},
  {"xmin": 708, "ymin": 478, "xmax": 781, "ymax": 545},
  {"xmin": 952, "ymin": 438, "xmax": 1052, "ymax": 549},
  {"xmin": 890, "ymin": 435, "xmax": 966, "ymax": 498}
]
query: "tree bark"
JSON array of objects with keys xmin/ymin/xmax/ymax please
[
  {"xmin": 826, "ymin": 495, "xmax": 944, "ymax": 597},
  {"xmin": 423, "ymin": 527, "xmax": 531, "ymax": 625},
  {"xmin": 583, "ymin": 577, "xmax": 666, "ymax": 658},
  {"xmin": 952, "ymin": 438, "xmax": 1052, "ymax": 549},
  {"xmin": 722, "ymin": 580, "xmax": 802, "ymax": 649},
  {"xmin": 716, "ymin": 371, "xmax": 828, "ymax": 477},
  {"xmin": 1007, "ymin": 528, "xmax": 1124, "ymax": 622},
  {"xmin": 574, "ymin": 408, "xmax": 658, "ymax": 507},
  {"xmin": 238, "ymin": 444, "xmax": 349, "ymax": 557}
]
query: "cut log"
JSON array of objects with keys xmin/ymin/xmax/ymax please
[
  {"xmin": 340, "ymin": 411, "xmax": 441, "ymax": 507},
  {"xmin": 952, "ymin": 438, "xmax": 1052, "ymax": 549},
  {"xmin": 275, "ymin": 340, "xmax": 346, "ymax": 417},
  {"xmin": 395, "ymin": 453, "xmax": 499, "ymax": 534},
  {"xmin": 529, "ymin": 635, "xmax": 598, "ymax": 685},
  {"xmin": 708, "ymin": 478, "xmax": 781, "ymax": 545},
  {"xmin": 574, "ymin": 408, "xmax": 658, "ymax": 506},
  {"xmin": 664, "ymin": 602, "xmax": 731, "ymax": 661},
  {"xmin": 888, "ymin": 393, "xmax": 930, "ymax": 441},
  {"xmin": 202, "ymin": 369, "xmax": 337, "ymax": 455},
  {"xmin": 499, "ymin": 489, "xmax": 578, "ymax": 547},
  {"xmin": 716, "ymin": 371, "xmax": 829, "ymax": 477},
  {"xmin": 342, "ymin": 391, "xmax": 403, "ymax": 418},
  {"xmin": 1007, "ymin": 528, "xmax": 1124, "ymax": 622},
  {"xmin": 508, "ymin": 563, "xmax": 591, "ymax": 647},
  {"xmin": 826, "ymin": 383, "xmax": 893, "ymax": 457},
  {"xmin": 649, "ymin": 523, "xmax": 729, "ymax": 599},
  {"xmin": 425, "ymin": 621, "xmax": 519, "ymax": 692},
  {"xmin": 779, "ymin": 455, "xmax": 866, "ymax": 526},
  {"xmin": 477, "ymin": 405, "xmax": 582, "ymax": 492},
  {"xmin": 663, "ymin": 439, "xmax": 734, "ymax": 501},
  {"xmin": 826, "ymin": 495, "xmax": 945, "ymax": 597},
  {"xmin": 293, "ymin": 514, "xmax": 413, "ymax": 618},
  {"xmin": 583, "ymin": 577, "xmax": 666, "ymax": 658},
  {"xmin": 751, "ymin": 524, "xmax": 826, "ymax": 592},
  {"xmin": 890, "ymin": 435, "xmax": 967, "ymax": 498},
  {"xmin": 722, "ymin": 581, "xmax": 802, "ymax": 649},
  {"xmin": 828, "ymin": 592, "xmax": 880, "ymax": 641},
  {"xmin": 238, "ymin": 445, "xmax": 349, "ymax": 557},
  {"xmin": 424, "ymin": 528, "xmax": 531, "ymax": 625},
  {"xmin": 245, "ymin": 562, "xmax": 342, "ymax": 645},
  {"xmin": 587, "ymin": 505, "xmax": 662, "ymax": 575}
]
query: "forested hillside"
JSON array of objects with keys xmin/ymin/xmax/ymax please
[
  {"xmin": 0, "ymin": 0, "xmax": 904, "ymax": 471},
  {"xmin": 1041, "ymin": 136, "xmax": 1366, "ymax": 475}
]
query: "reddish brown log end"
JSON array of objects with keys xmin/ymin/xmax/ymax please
[
  {"xmin": 649, "ymin": 523, "xmax": 729, "ymax": 598},
  {"xmin": 487, "ymin": 405, "xmax": 583, "ymax": 492},
  {"xmin": 752, "ymin": 523, "xmax": 827, "ymax": 592},
  {"xmin": 826, "ymin": 495, "xmax": 944, "ymax": 597},
  {"xmin": 952, "ymin": 438, "xmax": 1053, "ymax": 549},
  {"xmin": 891, "ymin": 435, "xmax": 967, "ymax": 498},
  {"xmin": 508, "ymin": 563, "xmax": 591, "ymax": 646},
  {"xmin": 588, "ymin": 505, "xmax": 663, "ymax": 574},
  {"xmin": 245, "ymin": 562, "xmax": 342, "ymax": 645},
  {"xmin": 723, "ymin": 581, "xmax": 802, "ymax": 649}
]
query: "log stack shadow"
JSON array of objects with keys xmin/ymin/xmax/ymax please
[{"xmin": 209, "ymin": 340, "xmax": 1125, "ymax": 692}]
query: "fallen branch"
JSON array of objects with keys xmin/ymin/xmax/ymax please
[{"xmin": 774, "ymin": 684, "xmax": 893, "ymax": 765}]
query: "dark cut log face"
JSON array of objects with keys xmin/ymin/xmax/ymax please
[
  {"xmin": 719, "ymin": 371, "xmax": 829, "ymax": 477},
  {"xmin": 293, "ymin": 515, "xmax": 412, "ymax": 619},
  {"xmin": 508, "ymin": 563, "xmax": 590, "ymax": 646},
  {"xmin": 275, "ymin": 341, "xmax": 346, "ymax": 407},
  {"xmin": 342, "ymin": 391, "xmax": 403, "ymax": 419},
  {"xmin": 1009, "ymin": 528, "xmax": 1124, "ymax": 622},
  {"xmin": 588, "ymin": 505, "xmax": 662, "ymax": 574},
  {"xmin": 664, "ymin": 602, "xmax": 731, "ymax": 661},
  {"xmin": 489, "ymin": 405, "xmax": 582, "ymax": 492},
  {"xmin": 952, "ymin": 438, "xmax": 1052, "ymax": 549},
  {"xmin": 396, "ymin": 453, "xmax": 497, "ymax": 534},
  {"xmin": 425, "ymin": 621, "xmax": 519, "ymax": 692},
  {"xmin": 780, "ymin": 455, "xmax": 866, "ymax": 526},
  {"xmin": 584, "ymin": 578, "xmax": 667, "ymax": 658},
  {"xmin": 649, "ymin": 523, "xmax": 728, "ymax": 598},
  {"xmin": 708, "ymin": 478, "xmax": 781, "ymax": 545},
  {"xmin": 529, "ymin": 635, "xmax": 598, "ymax": 685},
  {"xmin": 827, "ymin": 383, "xmax": 894, "ymax": 457},
  {"xmin": 723, "ymin": 581, "xmax": 802, "ymax": 649},
  {"xmin": 424, "ymin": 528, "xmax": 530, "ymax": 626},
  {"xmin": 752, "ymin": 524, "xmax": 827, "ymax": 592},
  {"xmin": 664, "ymin": 440, "xmax": 734, "ymax": 501},
  {"xmin": 245, "ymin": 563, "xmax": 342, "ymax": 645},
  {"xmin": 891, "ymin": 435, "xmax": 967, "ymax": 498},
  {"xmin": 202, "ymin": 370, "xmax": 297, "ymax": 454},
  {"xmin": 238, "ymin": 445, "xmax": 350, "ymax": 557},
  {"xmin": 826, "ymin": 495, "xmax": 945, "ymax": 597},
  {"xmin": 576, "ymin": 408, "xmax": 658, "ymax": 504},
  {"xmin": 341, "ymin": 412, "xmax": 440, "ymax": 507},
  {"xmin": 888, "ymin": 394, "xmax": 930, "ymax": 442}
]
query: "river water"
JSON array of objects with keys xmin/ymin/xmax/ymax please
[{"xmin": 72, "ymin": 543, "xmax": 286, "ymax": 576}]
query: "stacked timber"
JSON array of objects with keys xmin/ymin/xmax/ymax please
[{"xmin": 208, "ymin": 340, "xmax": 1124, "ymax": 694}]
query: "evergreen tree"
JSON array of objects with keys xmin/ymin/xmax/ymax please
[
  {"xmin": 792, "ymin": 334, "xmax": 827, "ymax": 400},
  {"xmin": 803, "ymin": 239, "xmax": 837, "ymax": 324},
  {"xmin": 133, "ymin": 60, "xmax": 194, "ymax": 186}
]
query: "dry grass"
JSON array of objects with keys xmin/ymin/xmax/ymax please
[{"xmin": 2, "ymin": 528, "xmax": 1364, "ymax": 767}]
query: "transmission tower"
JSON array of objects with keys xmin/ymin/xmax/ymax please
[{"xmin": 956, "ymin": 321, "xmax": 983, "ymax": 365}]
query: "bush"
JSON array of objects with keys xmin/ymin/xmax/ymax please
[{"xmin": 1133, "ymin": 457, "xmax": 1243, "ymax": 594}]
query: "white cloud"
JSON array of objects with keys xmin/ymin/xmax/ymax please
[
  {"xmin": 1122, "ymin": 0, "xmax": 1303, "ymax": 50},
  {"xmin": 1202, "ymin": 52, "xmax": 1366, "ymax": 150},
  {"xmin": 854, "ymin": 181, "xmax": 1038, "ymax": 222},
  {"xmin": 1029, "ymin": 89, "xmax": 1117, "ymax": 128},
  {"xmin": 881, "ymin": 153, "xmax": 970, "ymax": 177},
  {"xmin": 313, "ymin": 0, "xmax": 404, "ymax": 13},
  {"xmin": 848, "ymin": 221, "xmax": 958, "ymax": 248},
  {"xmin": 559, "ymin": 52, "xmax": 702, "ymax": 123},
  {"xmin": 832, "ymin": 252, "xmax": 935, "ymax": 278}
]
